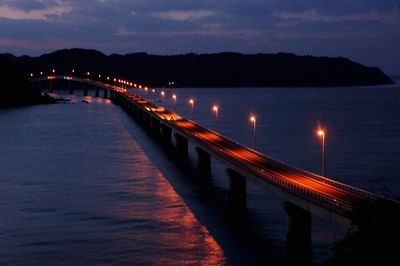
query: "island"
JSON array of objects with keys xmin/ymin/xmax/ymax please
[
  {"xmin": 0, "ymin": 56, "xmax": 55, "ymax": 107},
  {"xmin": 3, "ymin": 48, "xmax": 393, "ymax": 88}
]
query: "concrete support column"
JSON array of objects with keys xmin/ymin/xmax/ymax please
[
  {"xmin": 151, "ymin": 117, "xmax": 161, "ymax": 137},
  {"xmin": 174, "ymin": 133, "xmax": 188, "ymax": 157},
  {"xmin": 68, "ymin": 80, "xmax": 73, "ymax": 94},
  {"xmin": 196, "ymin": 147, "xmax": 211, "ymax": 174},
  {"xmin": 95, "ymin": 87, "xmax": 100, "ymax": 97},
  {"xmin": 49, "ymin": 79, "xmax": 54, "ymax": 93},
  {"xmin": 160, "ymin": 124, "xmax": 172, "ymax": 144},
  {"xmin": 283, "ymin": 202, "xmax": 311, "ymax": 265},
  {"xmin": 143, "ymin": 113, "xmax": 151, "ymax": 128},
  {"xmin": 227, "ymin": 169, "xmax": 246, "ymax": 204},
  {"xmin": 83, "ymin": 83, "xmax": 88, "ymax": 96},
  {"xmin": 103, "ymin": 89, "xmax": 108, "ymax": 99}
]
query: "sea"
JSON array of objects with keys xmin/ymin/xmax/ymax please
[{"xmin": 1, "ymin": 80, "xmax": 399, "ymax": 265}]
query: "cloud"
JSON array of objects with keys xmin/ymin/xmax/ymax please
[
  {"xmin": 273, "ymin": 8, "xmax": 400, "ymax": 24},
  {"xmin": 0, "ymin": 1, "xmax": 72, "ymax": 21},
  {"xmin": 115, "ymin": 25, "xmax": 269, "ymax": 38},
  {"xmin": 150, "ymin": 10, "xmax": 214, "ymax": 21}
]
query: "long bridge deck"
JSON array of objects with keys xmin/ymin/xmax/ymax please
[{"xmin": 34, "ymin": 75, "xmax": 397, "ymax": 226}]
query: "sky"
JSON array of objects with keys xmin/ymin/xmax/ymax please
[{"xmin": 0, "ymin": 0, "xmax": 399, "ymax": 74}]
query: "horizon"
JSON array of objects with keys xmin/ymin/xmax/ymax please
[
  {"xmin": 0, "ymin": 1, "xmax": 399, "ymax": 75},
  {"xmin": 4, "ymin": 47, "xmax": 397, "ymax": 78}
]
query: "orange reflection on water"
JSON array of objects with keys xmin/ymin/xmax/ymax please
[{"xmin": 108, "ymin": 148, "xmax": 226, "ymax": 265}]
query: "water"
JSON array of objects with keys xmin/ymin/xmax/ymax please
[{"xmin": 1, "ymin": 83, "xmax": 399, "ymax": 265}]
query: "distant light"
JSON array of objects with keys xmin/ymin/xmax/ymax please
[
  {"xmin": 172, "ymin": 94, "xmax": 177, "ymax": 100},
  {"xmin": 30, "ymin": 73, "xmax": 33, "ymax": 77},
  {"xmin": 107, "ymin": 77, "xmax": 110, "ymax": 80},
  {"xmin": 98, "ymin": 74, "xmax": 101, "ymax": 78},
  {"xmin": 40, "ymin": 71, "xmax": 43, "ymax": 75},
  {"xmin": 161, "ymin": 91, "xmax": 165, "ymax": 97},
  {"xmin": 213, "ymin": 105, "xmax": 218, "ymax": 112},
  {"xmin": 52, "ymin": 69, "xmax": 55, "ymax": 73},
  {"xmin": 72, "ymin": 69, "xmax": 75, "ymax": 73},
  {"xmin": 318, "ymin": 129, "xmax": 325, "ymax": 137},
  {"xmin": 87, "ymin": 72, "xmax": 90, "ymax": 76},
  {"xmin": 250, "ymin": 115, "xmax": 256, "ymax": 123}
]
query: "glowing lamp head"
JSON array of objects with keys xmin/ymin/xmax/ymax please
[
  {"xmin": 107, "ymin": 77, "xmax": 110, "ymax": 80},
  {"xmin": 72, "ymin": 69, "xmax": 75, "ymax": 73},
  {"xmin": 318, "ymin": 129, "xmax": 325, "ymax": 137},
  {"xmin": 40, "ymin": 71, "xmax": 43, "ymax": 75},
  {"xmin": 52, "ymin": 69, "xmax": 55, "ymax": 73},
  {"xmin": 161, "ymin": 91, "xmax": 165, "ymax": 97},
  {"xmin": 152, "ymin": 89, "xmax": 155, "ymax": 93},
  {"xmin": 30, "ymin": 73, "xmax": 33, "ymax": 77},
  {"xmin": 189, "ymin": 99, "xmax": 194, "ymax": 105},
  {"xmin": 213, "ymin": 105, "xmax": 218, "ymax": 112},
  {"xmin": 98, "ymin": 74, "xmax": 101, "ymax": 78},
  {"xmin": 87, "ymin": 72, "xmax": 90, "ymax": 76},
  {"xmin": 172, "ymin": 94, "xmax": 177, "ymax": 101},
  {"xmin": 250, "ymin": 116, "xmax": 256, "ymax": 123}
]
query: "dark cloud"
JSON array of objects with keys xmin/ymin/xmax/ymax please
[{"xmin": 0, "ymin": 0, "xmax": 399, "ymax": 73}]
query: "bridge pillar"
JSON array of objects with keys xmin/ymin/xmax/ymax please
[
  {"xmin": 160, "ymin": 124, "xmax": 172, "ymax": 144},
  {"xmin": 227, "ymin": 169, "xmax": 246, "ymax": 205},
  {"xmin": 151, "ymin": 117, "xmax": 161, "ymax": 137},
  {"xmin": 49, "ymin": 79, "xmax": 54, "ymax": 93},
  {"xmin": 196, "ymin": 147, "xmax": 211, "ymax": 175},
  {"xmin": 103, "ymin": 89, "xmax": 108, "ymax": 99},
  {"xmin": 174, "ymin": 133, "xmax": 188, "ymax": 157},
  {"xmin": 83, "ymin": 83, "xmax": 88, "ymax": 96},
  {"xmin": 95, "ymin": 87, "xmax": 100, "ymax": 97},
  {"xmin": 68, "ymin": 80, "xmax": 73, "ymax": 94},
  {"xmin": 283, "ymin": 202, "xmax": 311, "ymax": 265},
  {"xmin": 143, "ymin": 113, "xmax": 151, "ymax": 128}
]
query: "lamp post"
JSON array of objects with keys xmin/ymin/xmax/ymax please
[
  {"xmin": 172, "ymin": 94, "xmax": 177, "ymax": 111},
  {"xmin": 317, "ymin": 128, "xmax": 326, "ymax": 176},
  {"xmin": 189, "ymin": 98, "xmax": 194, "ymax": 119},
  {"xmin": 152, "ymin": 89, "xmax": 156, "ymax": 104},
  {"xmin": 250, "ymin": 115, "xmax": 257, "ymax": 150},
  {"xmin": 212, "ymin": 105, "xmax": 219, "ymax": 129}
]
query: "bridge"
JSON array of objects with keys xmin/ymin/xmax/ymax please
[{"xmin": 32, "ymin": 74, "xmax": 398, "ymax": 259}]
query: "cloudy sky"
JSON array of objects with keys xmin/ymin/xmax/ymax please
[{"xmin": 0, "ymin": 0, "xmax": 399, "ymax": 74}]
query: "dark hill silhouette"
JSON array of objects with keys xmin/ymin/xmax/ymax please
[
  {"xmin": 0, "ymin": 56, "xmax": 54, "ymax": 106},
  {"xmin": 5, "ymin": 48, "xmax": 393, "ymax": 87}
]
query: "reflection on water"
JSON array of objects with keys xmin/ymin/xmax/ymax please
[
  {"xmin": 1, "ymin": 84, "xmax": 399, "ymax": 265},
  {"xmin": 0, "ymin": 92, "xmax": 226, "ymax": 265},
  {"xmin": 109, "ymin": 165, "xmax": 225, "ymax": 265}
]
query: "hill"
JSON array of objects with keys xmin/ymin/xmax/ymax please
[
  {"xmin": 0, "ymin": 56, "xmax": 55, "ymax": 106},
  {"xmin": 5, "ymin": 48, "xmax": 393, "ymax": 87}
]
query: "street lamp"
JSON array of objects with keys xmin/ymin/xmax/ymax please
[
  {"xmin": 250, "ymin": 115, "xmax": 257, "ymax": 150},
  {"xmin": 317, "ymin": 128, "xmax": 326, "ymax": 176},
  {"xmin": 172, "ymin": 94, "xmax": 177, "ymax": 111},
  {"xmin": 152, "ymin": 88, "xmax": 156, "ymax": 104},
  {"xmin": 212, "ymin": 105, "xmax": 219, "ymax": 128},
  {"xmin": 189, "ymin": 98, "xmax": 194, "ymax": 119},
  {"xmin": 161, "ymin": 90, "xmax": 165, "ymax": 98},
  {"xmin": 52, "ymin": 69, "xmax": 55, "ymax": 73}
]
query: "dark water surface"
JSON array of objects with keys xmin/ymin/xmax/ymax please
[{"xmin": 1, "ymin": 83, "xmax": 399, "ymax": 265}]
